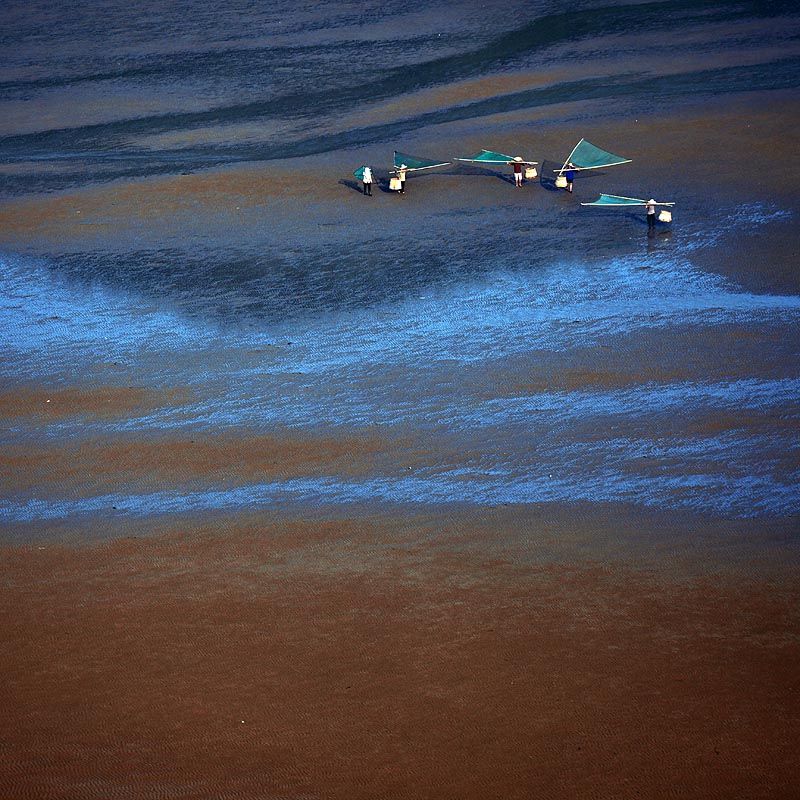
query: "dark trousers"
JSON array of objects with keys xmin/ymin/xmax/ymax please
[{"xmin": 647, "ymin": 213, "xmax": 655, "ymax": 228}]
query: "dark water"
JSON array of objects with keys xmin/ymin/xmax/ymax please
[
  {"xmin": 2, "ymin": 0, "xmax": 799, "ymax": 189},
  {"xmin": 2, "ymin": 0, "xmax": 799, "ymax": 530}
]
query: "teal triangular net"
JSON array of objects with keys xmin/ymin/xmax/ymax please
[{"xmin": 569, "ymin": 140, "xmax": 631, "ymax": 169}]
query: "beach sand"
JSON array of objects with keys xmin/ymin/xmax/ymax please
[
  {"xmin": 2, "ymin": 509, "xmax": 799, "ymax": 799},
  {"xmin": 1, "ymin": 91, "xmax": 798, "ymax": 288},
  {"xmin": 2, "ymin": 80, "xmax": 799, "ymax": 799}
]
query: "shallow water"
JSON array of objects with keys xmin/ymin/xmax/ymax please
[
  {"xmin": 2, "ymin": 0, "xmax": 799, "ymax": 188},
  {"xmin": 3, "ymin": 202, "xmax": 799, "ymax": 524},
  {"xmin": 1, "ymin": 0, "xmax": 799, "ymax": 534}
]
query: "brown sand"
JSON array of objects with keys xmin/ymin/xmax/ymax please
[
  {"xmin": 2, "ymin": 514, "xmax": 799, "ymax": 800},
  {"xmin": 2, "ymin": 91, "xmax": 799, "ymax": 279}
]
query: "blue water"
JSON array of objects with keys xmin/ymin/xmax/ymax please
[
  {"xmin": 2, "ymin": 1, "xmax": 800, "ymax": 531},
  {"xmin": 3, "ymin": 205, "xmax": 799, "ymax": 523}
]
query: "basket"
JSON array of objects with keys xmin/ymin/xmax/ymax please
[
  {"xmin": 658, "ymin": 210, "xmax": 672, "ymax": 223},
  {"xmin": 555, "ymin": 175, "xmax": 567, "ymax": 188},
  {"xmin": 525, "ymin": 167, "xmax": 537, "ymax": 179},
  {"xmin": 389, "ymin": 177, "xmax": 402, "ymax": 191}
]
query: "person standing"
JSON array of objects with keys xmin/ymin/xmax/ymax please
[
  {"xmin": 512, "ymin": 156, "xmax": 523, "ymax": 187},
  {"xmin": 565, "ymin": 163, "xmax": 575, "ymax": 193},
  {"xmin": 398, "ymin": 163, "xmax": 407, "ymax": 194},
  {"xmin": 362, "ymin": 165, "xmax": 373, "ymax": 196},
  {"xmin": 646, "ymin": 198, "xmax": 657, "ymax": 228}
]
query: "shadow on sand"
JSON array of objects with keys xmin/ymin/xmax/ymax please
[{"xmin": 339, "ymin": 178, "xmax": 367, "ymax": 195}]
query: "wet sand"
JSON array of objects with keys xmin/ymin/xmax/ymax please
[
  {"xmin": 2, "ymin": 88, "xmax": 800, "ymax": 798},
  {"xmin": 2, "ymin": 510, "xmax": 799, "ymax": 799},
  {"xmin": 2, "ymin": 91, "xmax": 799, "ymax": 289}
]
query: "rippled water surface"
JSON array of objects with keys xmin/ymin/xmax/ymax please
[{"xmin": 2, "ymin": 0, "xmax": 799, "ymax": 532}]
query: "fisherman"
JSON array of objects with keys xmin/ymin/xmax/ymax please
[
  {"xmin": 512, "ymin": 156, "xmax": 524, "ymax": 187},
  {"xmin": 645, "ymin": 198, "xmax": 657, "ymax": 228},
  {"xmin": 398, "ymin": 164, "xmax": 407, "ymax": 194},
  {"xmin": 565, "ymin": 163, "xmax": 575, "ymax": 193},
  {"xmin": 362, "ymin": 165, "xmax": 373, "ymax": 196}
]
